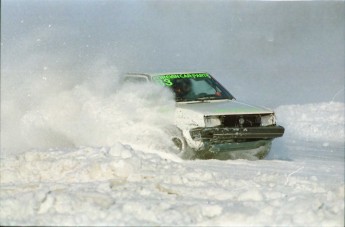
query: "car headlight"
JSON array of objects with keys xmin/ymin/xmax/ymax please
[
  {"xmin": 261, "ymin": 114, "xmax": 276, "ymax": 126},
  {"xmin": 205, "ymin": 116, "xmax": 222, "ymax": 127}
]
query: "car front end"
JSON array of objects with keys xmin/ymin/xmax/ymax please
[{"xmin": 175, "ymin": 100, "xmax": 284, "ymax": 160}]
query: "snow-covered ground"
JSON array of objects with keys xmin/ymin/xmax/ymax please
[
  {"xmin": 1, "ymin": 1, "xmax": 344, "ymax": 226},
  {"xmin": 1, "ymin": 101, "xmax": 344, "ymax": 226}
]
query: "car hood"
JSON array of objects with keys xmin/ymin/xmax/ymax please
[{"xmin": 176, "ymin": 99, "xmax": 273, "ymax": 116}]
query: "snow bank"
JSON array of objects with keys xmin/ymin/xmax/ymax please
[
  {"xmin": 1, "ymin": 143, "xmax": 343, "ymax": 226},
  {"xmin": 276, "ymin": 102, "xmax": 344, "ymax": 142}
]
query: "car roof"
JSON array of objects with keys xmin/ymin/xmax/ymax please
[{"xmin": 125, "ymin": 72, "xmax": 209, "ymax": 79}]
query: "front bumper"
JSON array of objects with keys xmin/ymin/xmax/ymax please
[{"xmin": 189, "ymin": 125, "xmax": 285, "ymax": 143}]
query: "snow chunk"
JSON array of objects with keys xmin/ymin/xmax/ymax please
[{"xmin": 238, "ymin": 189, "xmax": 264, "ymax": 201}]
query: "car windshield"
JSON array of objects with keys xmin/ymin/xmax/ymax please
[{"xmin": 153, "ymin": 73, "xmax": 235, "ymax": 102}]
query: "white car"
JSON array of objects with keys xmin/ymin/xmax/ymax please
[{"xmin": 124, "ymin": 72, "xmax": 285, "ymax": 160}]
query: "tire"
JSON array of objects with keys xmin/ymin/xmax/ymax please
[
  {"xmin": 172, "ymin": 137, "xmax": 186, "ymax": 152},
  {"xmin": 164, "ymin": 125, "xmax": 189, "ymax": 154}
]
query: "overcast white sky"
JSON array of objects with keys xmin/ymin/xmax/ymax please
[{"xmin": 2, "ymin": 0, "xmax": 344, "ymax": 107}]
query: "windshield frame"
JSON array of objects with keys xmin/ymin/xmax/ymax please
[{"xmin": 152, "ymin": 73, "xmax": 235, "ymax": 102}]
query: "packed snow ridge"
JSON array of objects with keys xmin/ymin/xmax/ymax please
[{"xmin": 1, "ymin": 101, "xmax": 344, "ymax": 225}]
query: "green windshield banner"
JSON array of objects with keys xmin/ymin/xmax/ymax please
[{"xmin": 153, "ymin": 73, "xmax": 210, "ymax": 86}]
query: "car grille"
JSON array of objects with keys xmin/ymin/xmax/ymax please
[{"xmin": 221, "ymin": 114, "xmax": 261, "ymax": 127}]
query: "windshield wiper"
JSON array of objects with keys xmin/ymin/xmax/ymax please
[
  {"xmin": 176, "ymin": 97, "xmax": 193, "ymax": 102},
  {"xmin": 177, "ymin": 96, "xmax": 226, "ymax": 102},
  {"xmin": 195, "ymin": 96, "xmax": 219, "ymax": 101},
  {"xmin": 196, "ymin": 97, "xmax": 215, "ymax": 100},
  {"xmin": 176, "ymin": 97, "xmax": 209, "ymax": 102}
]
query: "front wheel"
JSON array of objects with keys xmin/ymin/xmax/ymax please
[
  {"xmin": 164, "ymin": 126, "xmax": 189, "ymax": 155},
  {"xmin": 172, "ymin": 137, "xmax": 184, "ymax": 151},
  {"xmin": 171, "ymin": 136, "xmax": 187, "ymax": 153}
]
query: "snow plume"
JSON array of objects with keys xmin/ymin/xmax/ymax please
[{"xmin": 1, "ymin": 31, "xmax": 176, "ymax": 154}]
